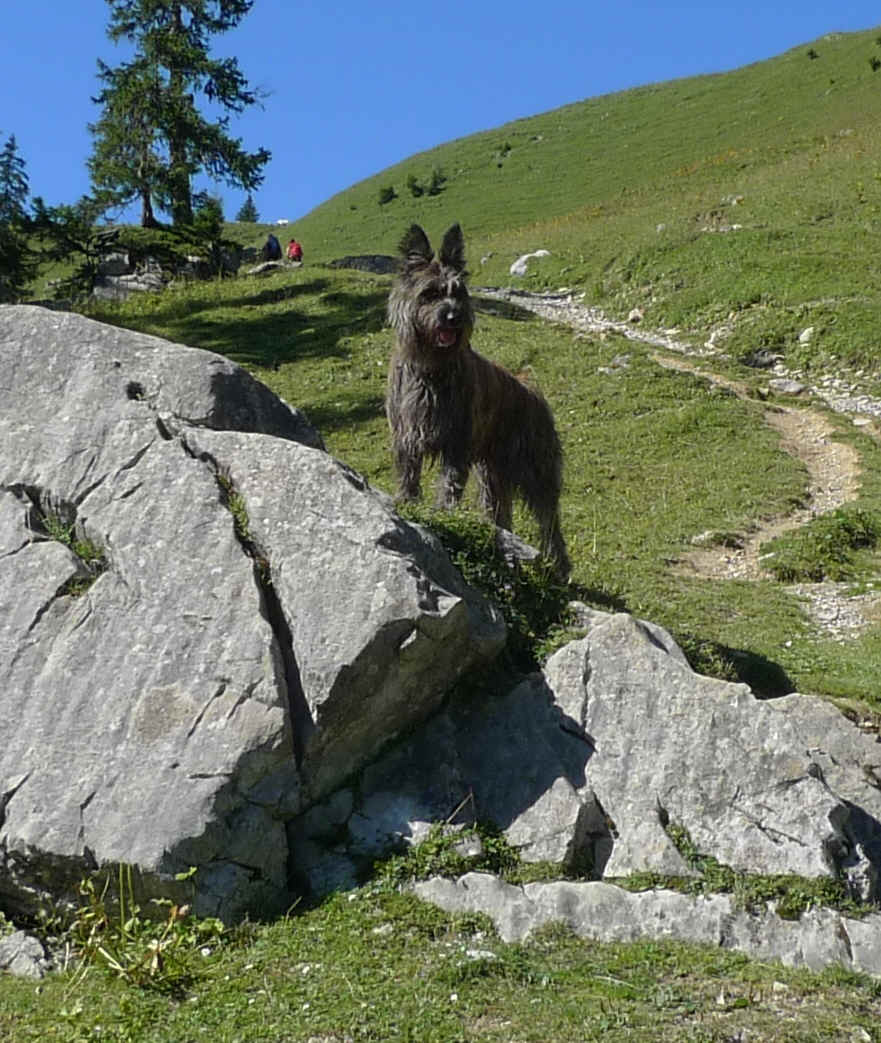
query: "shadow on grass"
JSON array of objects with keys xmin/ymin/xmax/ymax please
[
  {"xmin": 305, "ymin": 395, "xmax": 386, "ymax": 436},
  {"xmin": 219, "ymin": 278, "xmax": 334, "ymax": 310},
  {"xmin": 472, "ymin": 294, "xmax": 542, "ymax": 322},
  {"xmin": 568, "ymin": 583, "xmax": 629, "ymax": 615},
  {"xmin": 158, "ymin": 285, "xmax": 389, "ymax": 369},
  {"xmin": 677, "ymin": 633, "xmax": 795, "ymax": 698}
]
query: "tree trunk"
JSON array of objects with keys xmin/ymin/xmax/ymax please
[
  {"xmin": 140, "ymin": 188, "xmax": 158, "ymax": 228},
  {"xmin": 168, "ymin": 2, "xmax": 193, "ymax": 226},
  {"xmin": 168, "ymin": 148, "xmax": 193, "ymax": 226}
]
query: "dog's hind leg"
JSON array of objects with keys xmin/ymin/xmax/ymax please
[
  {"xmin": 519, "ymin": 460, "xmax": 571, "ymax": 578},
  {"xmin": 475, "ymin": 463, "xmax": 513, "ymax": 530},
  {"xmin": 536, "ymin": 502, "xmax": 571, "ymax": 579}
]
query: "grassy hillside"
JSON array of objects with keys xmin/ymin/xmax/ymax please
[
  {"xmin": 85, "ymin": 260, "xmax": 881, "ymax": 707},
  {"xmin": 82, "ymin": 24, "xmax": 881, "ymax": 706},
  {"xmin": 281, "ymin": 27, "xmax": 881, "ymax": 371},
  {"xmin": 8, "ymin": 27, "xmax": 881, "ymax": 1041}
]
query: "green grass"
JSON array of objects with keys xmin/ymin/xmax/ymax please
[
  {"xmin": 4, "ymin": 887, "xmax": 881, "ymax": 1042},
  {"xmin": 761, "ymin": 506, "xmax": 881, "ymax": 582},
  {"xmin": 83, "ymin": 262, "xmax": 881, "ymax": 708},
  {"xmin": 10, "ymin": 24, "xmax": 881, "ymax": 1038}
]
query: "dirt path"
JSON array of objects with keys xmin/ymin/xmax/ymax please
[
  {"xmin": 477, "ymin": 288, "xmax": 881, "ymax": 639},
  {"xmin": 653, "ymin": 354, "xmax": 862, "ymax": 582}
]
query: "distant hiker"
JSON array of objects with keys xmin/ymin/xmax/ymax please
[
  {"xmin": 261, "ymin": 233, "xmax": 282, "ymax": 262},
  {"xmin": 286, "ymin": 238, "xmax": 303, "ymax": 262}
]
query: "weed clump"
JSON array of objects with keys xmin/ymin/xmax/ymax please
[
  {"xmin": 41, "ymin": 866, "xmax": 229, "ymax": 996},
  {"xmin": 374, "ymin": 824, "xmax": 521, "ymax": 891},
  {"xmin": 30, "ymin": 504, "xmax": 108, "ymax": 596},
  {"xmin": 398, "ymin": 504, "xmax": 573, "ymax": 672},
  {"xmin": 618, "ymin": 822, "xmax": 874, "ymax": 920},
  {"xmin": 760, "ymin": 506, "xmax": 881, "ymax": 582}
]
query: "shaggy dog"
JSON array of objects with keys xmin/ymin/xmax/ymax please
[{"xmin": 386, "ymin": 223, "xmax": 570, "ymax": 577}]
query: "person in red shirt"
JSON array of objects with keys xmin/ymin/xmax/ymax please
[{"xmin": 287, "ymin": 238, "xmax": 303, "ymax": 262}]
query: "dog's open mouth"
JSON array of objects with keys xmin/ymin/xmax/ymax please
[{"xmin": 435, "ymin": 326, "xmax": 458, "ymax": 348}]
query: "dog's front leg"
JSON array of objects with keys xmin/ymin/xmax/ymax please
[
  {"xmin": 437, "ymin": 455, "xmax": 469, "ymax": 509},
  {"xmin": 394, "ymin": 443, "xmax": 424, "ymax": 501}
]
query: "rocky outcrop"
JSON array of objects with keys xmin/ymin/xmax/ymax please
[
  {"xmin": 283, "ymin": 603, "xmax": 881, "ymax": 975},
  {"xmin": 543, "ymin": 610, "xmax": 881, "ymax": 894},
  {"xmin": 414, "ymin": 873, "xmax": 881, "ymax": 976},
  {"xmin": 92, "ymin": 247, "xmax": 243, "ymax": 300},
  {"xmin": 403, "ymin": 610, "xmax": 881, "ymax": 977},
  {"xmin": 293, "ymin": 608, "xmax": 881, "ymax": 906},
  {"xmin": 3, "ymin": 303, "xmax": 881, "ymax": 983},
  {"xmin": 287, "ymin": 671, "xmax": 601, "ymax": 894},
  {"xmin": 0, "ymin": 305, "xmax": 505, "ymax": 923}
]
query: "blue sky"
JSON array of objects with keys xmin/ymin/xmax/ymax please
[{"xmin": 2, "ymin": 2, "xmax": 880, "ymax": 227}]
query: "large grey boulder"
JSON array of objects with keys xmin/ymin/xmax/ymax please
[
  {"xmin": 0, "ymin": 305, "xmax": 504, "ymax": 922},
  {"xmin": 181, "ymin": 427, "xmax": 505, "ymax": 803}
]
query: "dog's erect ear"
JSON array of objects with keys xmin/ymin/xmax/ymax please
[
  {"xmin": 438, "ymin": 223, "xmax": 466, "ymax": 272},
  {"xmin": 399, "ymin": 224, "xmax": 433, "ymax": 266}
]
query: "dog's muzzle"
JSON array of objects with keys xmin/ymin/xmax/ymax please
[{"xmin": 435, "ymin": 325, "xmax": 458, "ymax": 348}]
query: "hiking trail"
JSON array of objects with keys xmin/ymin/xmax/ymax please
[{"xmin": 477, "ymin": 287, "xmax": 881, "ymax": 640}]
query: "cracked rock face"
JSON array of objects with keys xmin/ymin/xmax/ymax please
[
  {"xmin": 292, "ymin": 607, "xmax": 881, "ymax": 915},
  {"xmin": 543, "ymin": 611, "xmax": 881, "ymax": 894},
  {"xmin": 0, "ymin": 305, "xmax": 505, "ymax": 922},
  {"xmin": 403, "ymin": 615, "xmax": 881, "ymax": 978}
]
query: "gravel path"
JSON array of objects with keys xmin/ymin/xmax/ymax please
[{"xmin": 477, "ymin": 287, "xmax": 881, "ymax": 640}]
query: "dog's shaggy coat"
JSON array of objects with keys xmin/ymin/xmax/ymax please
[{"xmin": 386, "ymin": 223, "xmax": 570, "ymax": 576}]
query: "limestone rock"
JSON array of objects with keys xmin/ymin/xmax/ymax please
[
  {"xmin": 287, "ymin": 672, "xmax": 602, "ymax": 896},
  {"xmin": 509, "ymin": 250, "xmax": 550, "ymax": 277},
  {"xmin": 414, "ymin": 872, "xmax": 881, "ymax": 977},
  {"xmin": 0, "ymin": 930, "xmax": 50, "ymax": 979},
  {"xmin": 768, "ymin": 377, "xmax": 806, "ymax": 396},
  {"xmin": 543, "ymin": 612, "xmax": 881, "ymax": 891},
  {"xmin": 0, "ymin": 305, "xmax": 504, "ymax": 922},
  {"xmin": 181, "ymin": 427, "xmax": 506, "ymax": 803},
  {"xmin": 289, "ymin": 607, "xmax": 881, "ymax": 901}
]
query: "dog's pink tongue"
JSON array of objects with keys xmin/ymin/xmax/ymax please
[{"xmin": 437, "ymin": 328, "xmax": 457, "ymax": 347}]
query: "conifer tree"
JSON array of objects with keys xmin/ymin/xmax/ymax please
[
  {"xmin": 235, "ymin": 193, "xmax": 258, "ymax": 222},
  {"xmin": 89, "ymin": 0, "xmax": 270, "ymax": 227},
  {"xmin": 0, "ymin": 133, "xmax": 29, "ymax": 224},
  {"xmin": 0, "ymin": 132, "xmax": 33, "ymax": 302},
  {"xmin": 89, "ymin": 57, "xmax": 164, "ymax": 227}
]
